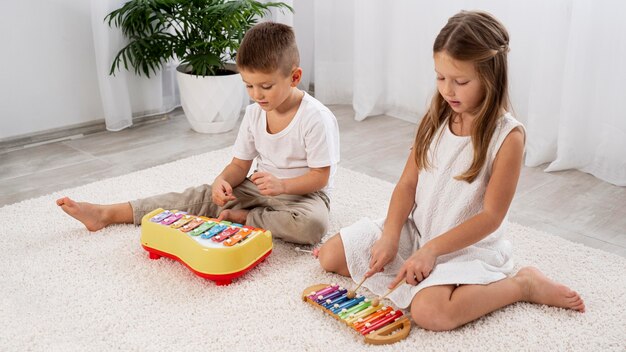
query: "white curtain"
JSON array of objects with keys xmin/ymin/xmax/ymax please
[
  {"xmin": 313, "ymin": 0, "xmax": 626, "ymax": 186},
  {"xmin": 90, "ymin": 0, "xmax": 180, "ymax": 132}
]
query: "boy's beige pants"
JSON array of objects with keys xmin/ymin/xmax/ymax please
[{"xmin": 129, "ymin": 179, "xmax": 330, "ymax": 245}]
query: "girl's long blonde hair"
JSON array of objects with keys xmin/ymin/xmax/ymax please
[{"xmin": 413, "ymin": 11, "xmax": 511, "ymax": 182}]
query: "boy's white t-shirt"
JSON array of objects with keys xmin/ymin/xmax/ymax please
[{"xmin": 233, "ymin": 92, "xmax": 340, "ymax": 197}]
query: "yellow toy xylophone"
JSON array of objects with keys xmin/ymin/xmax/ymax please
[
  {"xmin": 140, "ymin": 208, "xmax": 272, "ymax": 285},
  {"xmin": 302, "ymin": 283, "xmax": 411, "ymax": 345}
]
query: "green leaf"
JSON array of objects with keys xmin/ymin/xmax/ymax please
[{"xmin": 105, "ymin": 0, "xmax": 293, "ymax": 77}]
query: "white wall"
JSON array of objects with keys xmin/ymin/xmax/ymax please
[
  {"xmin": 0, "ymin": 1, "xmax": 104, "ymax": 140},
  {"xmin": 293, "ymin": 0, "xmax": 314, "ymax": 91},
  {"xmin": 0, "ymin": 0, "xmax": 314, "ymax": 141}
]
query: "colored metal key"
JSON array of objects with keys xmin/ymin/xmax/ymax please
[
  {"xmin": 150, "ymin": 210, "xmax": 172, "ymax": 222},
  {"xmin": 200, "ymin": 224, "xmax": 228, "ymax": 239},
  {"xmin": 308, "ymin": 284, "xmax": 340, "ymax": 301},
  {"xmin": 360, "ymin": 311, "xmax": 404, "ymax": 335},
  {"xmin": 212, "ymin": 226, "xmax": 240, "ymax": 242},
  {"xmin": 170, "ymin": 215, "xmax": 193, "ymax": 229},
  {"xmin": 180, "ymin": 217, "xmax": 205, "ymax": 233},
  {"xmin": 160, "ymin": 212, "xmax": 187, "ymax": 225},
  {"xmin": 222, "ymin": 227, "xmax": 254, "ymax": 247},
  {"xmin": 189, "ymin": 221, "xmax": 217, "ymax": 236}
]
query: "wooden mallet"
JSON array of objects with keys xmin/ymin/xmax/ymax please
[
  {"xmin": 346, "ymin": 276, "xmax": 368, "ymax": 299},
  {"xmin": 371, "ymin": 281, "xmax": 407, "ymax": 307}
]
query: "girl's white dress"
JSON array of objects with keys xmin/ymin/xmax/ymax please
[{"xmin": 340, "ymin": 113, "xmax": 525, "ymax": 308}]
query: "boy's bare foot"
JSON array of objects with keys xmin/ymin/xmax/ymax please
[
  {"xmin": 217, "ymin": 209, "xmax": 249, "ymax": 224},
  {"xmin": 56, "ymin": 197, "xmax": 108, "ymax": 232},
  {"xmin": 515, "ymin": 266, "xmax": 586, "ymax": 312}
]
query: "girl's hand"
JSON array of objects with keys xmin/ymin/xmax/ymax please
[
  {"xmin": 389, "ymin": 246, "xmax": 437, "ymax": 288},
  {"xmin": 212, "ymin": 179, "xmax": 236, "ymax": 206},
  {"xmin": 250, "ymin": 171, "xmax": 286, "ymax": 196},
  {"xmin": 365, "ymin": 235, "xmax": 399, "ymax": 278}
]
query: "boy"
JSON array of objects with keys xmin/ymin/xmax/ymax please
[{"xmin": 56, "ymin": 22, "xmax": 340, "ymax": 245}]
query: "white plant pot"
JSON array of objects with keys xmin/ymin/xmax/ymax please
[{"xmin": 176, "ymin": 65, "xmax": 245, "ymax": 134}]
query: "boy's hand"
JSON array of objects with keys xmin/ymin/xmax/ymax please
[
  {"xmin": 212, "ymin": 179, "xmax": 236, "ymax": 206},
  {"xmin": 250, "ymin": 171, "xmax": 286, "ymax": 196},
  {"xmin": 365, "ymin": 235, "xmax": 399, "ymax": 278},
  {"xmin": 389, "ymin": 246, "xmax": 437, "ymax": 288}
]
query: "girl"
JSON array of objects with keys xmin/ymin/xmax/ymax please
[{"xmin": 317, "ymin": 10, "xmax": 585, "ymax": 331}]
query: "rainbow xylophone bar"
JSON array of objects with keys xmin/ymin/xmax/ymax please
[{"xmin": 302, "ymin": 283, "xmax": 411, "ymax": 345}]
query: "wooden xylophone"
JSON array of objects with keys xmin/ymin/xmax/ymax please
[
  {"xmin": 140, "ymin": 208, "xmax": 272, "ymax": 285},
  {"xmin": 302, "ymin": 283, "xmax": 411, "ymax": 345}
]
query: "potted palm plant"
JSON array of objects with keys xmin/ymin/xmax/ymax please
[{"xmin": 106, "ymin": 0, "xmax": 292, "ymax": 133}]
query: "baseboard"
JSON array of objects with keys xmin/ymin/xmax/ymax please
[{"xmin": 0, "ymin": 110, "xmax": 180, "ymax": 154}]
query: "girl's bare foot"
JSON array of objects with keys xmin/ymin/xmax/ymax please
[
  {"xmin": 515, "ymin": 266, "xmax": 586, "ymax": 312},
  {"xmin": 56, "ymin": 197, "xmax": 108, "ymax": 231},
  {"xmin": 217, "ymin": 209, "xmax": 249, "ymax": 224}
]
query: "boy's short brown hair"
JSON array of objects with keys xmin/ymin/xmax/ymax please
[{"xmin": 236, "ymin": 22, "xmax": 300, "ymax": 76}]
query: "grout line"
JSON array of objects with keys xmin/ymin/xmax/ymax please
[
  {"xmin": 1, "ymin": 134, "xmax": 85, "ymax": 154},
  {"xmin": 23, "ymin": 134, "xmax": 85, "ymax": 148},
  {"xmin": 0, "ymin": 109, "xmax": 184, "ymax": 153},
  {"xmin": 524, "ymin": 215, "xmax": 626, "ymax": 249}
]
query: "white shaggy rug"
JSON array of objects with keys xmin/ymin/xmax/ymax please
[{"xmin": 1, "ymin": 147, "xmax": 624, "ymax": 351}]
